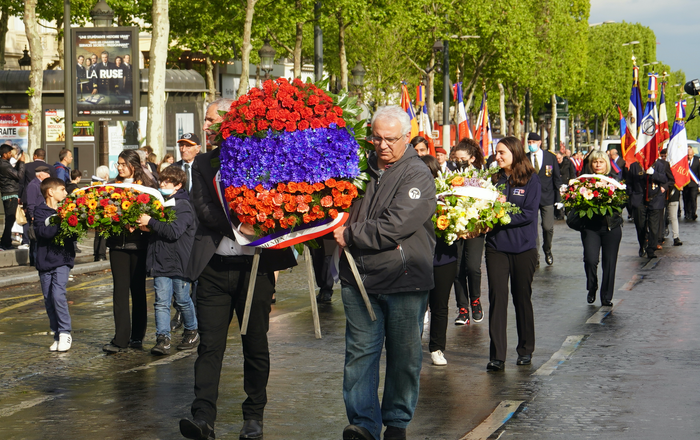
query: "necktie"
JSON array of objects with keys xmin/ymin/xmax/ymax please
[
  {"xmin": 184, "ymin": 163, "xmax": 191, "ymax": 191},
  {"xmin": 534, "ymin": 153, "xmax": 540, "ymax": 172}
]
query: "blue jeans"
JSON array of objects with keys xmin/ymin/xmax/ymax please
[
  {"xmin": 342, "ymin": 284, "xmax": 429, "ymax": 440},
  {"xmin": 39, "ymin": 266, "xmax": 72, "ymax": 337},
  {"xmin": 154, "ymin": 276, "xmax": 197, "ymax": 338}
]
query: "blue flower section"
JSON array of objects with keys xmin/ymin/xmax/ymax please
[{"xmin": 220, "ymin": 125, "xmax": 360, "ymax": 189}]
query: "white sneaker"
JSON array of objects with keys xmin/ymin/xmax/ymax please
[
  {"xmin": 57, "ymin": 333, "xmax": 72, "ymax": 352},
  {"xmin": 18, "ymin": 244, "xmax": 29, "ymax": 250},
  {"xmin": 49, "ymin": 340, "xmax": 58, "ymax": 352},
  {"xmin": 431, "ymin": 350, "xmax": 447, "ymax": 366}
]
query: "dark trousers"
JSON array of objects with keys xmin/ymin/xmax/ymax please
[
  {"xmin": 311, "ymin": 246, "xmax": 334, "ymax": 294},
  {"xmin": 581, "ymin": 226, "xmax": 622, "ymax": 302},
  {"xmin": 109, "ymin": 248, "xmax": 148, "ymax": 347},
  {"xmin": 93, "ymin": 235, "xmax": 107, "ymax": 260},
  {"xmin": 454, "ymin": 237, "xmax": 484, "ymax": 309},
  {"xmin": 21, "ymin": 222, "xmax": 30, "ymax": 245},
  {"xmin": 429, "ymin": 261, "xmax": 458, "ymax": 352},
  {"xmin": 683, "ymin": 186, "xmax": 698, "ymax": 218},
  {"xmin": 536, "ymin": 205, "xmax": 554, "ymax": 257},
  {"xmin": 191, "ymin": 256, "xmax": 275, "ymax": 426},
  {"xmin": 485, "ymin": 246, "xmax": 537, "ymax": 362},
  {"xmin": 632, "ymin": 205, "xmax": 661, "ymax": 255},
  {"xmin": 1, "ymin": 197, "xmax": 17, "ymax": 249}
]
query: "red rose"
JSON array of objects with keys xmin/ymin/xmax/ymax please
[
  {"xmin": 137, "ymin": 193, "xmax": 150, "ymax": 204},
  {"xmin": 336, "ymin": 118, "xmax": 347, "ymax": 128},
  {"xmin": 287, "ymin": 216, "xmax": 297, "ymax": 227},
  {"xmin": 285, "ymin": 121, "xmax": 296, "ymax": 132},
  {"xmin": 87, "ymin": 215, "xmax": 95, "ymax": 225},
  {"xmin": 302, "ymin": 214, "xmax": 313, "ymax": 223},
  {"xmin": 67, "ymin": 215, "xmax": 79, "ymax": 227},
  {"xmin": 301, "ymin": 107, "xmax": 313, "ymax": 119},
  {"xmin": 308, "ymin": 95, "xmax": 320, "ymax": 106},
  {"xmin": 314, "ymin": 104, "xmax": 326, "ymax": 115},
  {"xmin": 593, "ymin": 191, "xmax": 599, "ymax": 197},
  {"xmin": 76, "ymin": 197, "xmax": 88, "ymax": 206},
  {"xmin": 267, "ymin": 109, "xmax": 278, "ymax": 120},
  {"xmin": 271, "ymin": 120, "xmax": 285, "ymax": 131},
  {"xmin": 257, "ymin": 120, "xmax": 270, "ymax": 131},
  {"xmin": 310, "ymin": 118, "xmax": 323, "ymax": 129},
  {"xmin": 608, "ymin": 190, "xmax": 614, "ymax": 196},
  {"xmin": 112, "ymin": 215, "xmax": 120, "ymax": 222},
  {"xmin": 334, "ymin": 106, "xmax": 343, "ymax": 116},
  {"xmin": 273, "ymin": 208, "xmax": 284, "ymax": 220},
  {"xmin": 320, "ymin": 196, "xmax": 333, "ymax": 207},
  {"xmin": 296, "ymin": 202, "xmax": 310, "ymax": 213},
  {"xmin": 298, "ymin": 120, "xmax": 310, "ymax": 130},
  {"xmin": 100, "ymin": 198, "xmax": 110, "ymax": 207},
  {"xmin": 289, "ymin": 111, "xmax": 301, "ymax": 122},
  {"xmin": 329, "ymin": 209, "xmax": 339, "ymax": 219}
]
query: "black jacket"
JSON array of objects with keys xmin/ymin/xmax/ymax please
[
  {"xmin": 20, "ymin": 160, "xmax": 56, "ymax": 204},
  {"xmin": 340, "ymin": 146, "xmax": 437, "ymax": 294},
  {"xmin": 146, "ymin": 188, "xmax": 195, "ymax": 278},
  {"xmin": 34, "ymin": 202, "xmax": 76, "ymax": 272},
  {"xmin": 528, "ymin": 150, "xmax": 561, "ymax": 206},
  {"xmin": 184, "ymin": 147, "xmax": 297, "ymax": 281},
  {"xmin": 106, "ymin": 229, "xmax": 150, "ymax": 250},
  {"xmin": 627, "ymin": 160, "xmax": 670, "ymax": 210},
  {"xmin": 0, "ymin": 159, "xmax": 24, "ymax": 196},
  {"xmin": 559, "ymin": 156, "xmax": 576, "ymax": 184}
]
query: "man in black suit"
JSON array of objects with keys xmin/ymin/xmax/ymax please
[
  {"xmin": 92, "ymin": 51, "xmax": 116, "ymax": 95},
  {"xmin": 179, "ymin": 99, "xmax": 297, "ymax": 440},
  {"xmin": 122, "ymin": 54, "xmax": 133, "ymax": 92},
  {"xmin": 76, "ymin": 55, "xmax": 88, "ymax": 94},
  {"xmin": 682, "ymin": 146, "xmax": 700, "ymax": 220},
  {"xmin": 627, "ymin": 158, "xmax": 670, "ymax": 258},
  {"xmin": 526, "ymin": 133, "xmax": 561, "ymax": 266},
  {"xmin": 608, "ymin": 148, "xmax": 626, "ymax": 181}
]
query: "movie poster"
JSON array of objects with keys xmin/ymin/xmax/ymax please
[
  {"xmin": 0, "ymin": 111, "xmax": 29, "ymax": 151},
  {"xmin": 45, "ymin": 109, "xmax": 96, "ymax": 142},
  {"xmin": 73, "ymin": 27, "xmax": 139, "ymax": 120}
]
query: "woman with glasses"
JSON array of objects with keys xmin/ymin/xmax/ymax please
[{"xmin": 103, "ymin": 149, "xmax": 158, "ymax": 353}]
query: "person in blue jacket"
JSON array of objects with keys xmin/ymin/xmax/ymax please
[
  {"xmin": 484, "ymin": 136, "xmax": 541, "ymax": 372},
  {"xmin": 137, "ymin": 166, "xmax": 198, "ymax": 355},
  {"xmin": 34, "ymin": 177, "xmax": 76, "ymax": 352}
]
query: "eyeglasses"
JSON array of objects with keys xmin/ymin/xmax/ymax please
[
  {"xmin": 116, "ymin": 162, "xmax": 128, "ymax": 168},
  {"xmin": 367, "ymin": 135, "xmax": 404, "ymax": 146}
]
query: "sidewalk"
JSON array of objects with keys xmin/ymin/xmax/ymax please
[{"xmin": 0, "ymin": 230, "xmax": 111, "ymax": 288}]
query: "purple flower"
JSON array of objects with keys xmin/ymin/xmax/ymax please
[{"xmin": 220, "ymin": 127, "xmax": 360, "ymax": 189}]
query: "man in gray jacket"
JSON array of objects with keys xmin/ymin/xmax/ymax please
[{"xmin": 334, "ymin": 106, "xmax": 437, "ymax": 440}]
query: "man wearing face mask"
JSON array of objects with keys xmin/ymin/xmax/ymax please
[{"xmin": 526, "ymin": 133, "xmax": 561, "ymax": 266}]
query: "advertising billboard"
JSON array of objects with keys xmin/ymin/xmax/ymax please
[
  {"xmin": 72, "ymin": 27, "xmax": 139, "ymax": 121},
  {"xmin": 0, "ymin": 111, "xmax": 29, "ymax": 151}
]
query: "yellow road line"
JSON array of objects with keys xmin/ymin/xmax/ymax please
[
  {"xmin": 0, "ymin": 297, "xmax": 43, "ymax": 315},
  {"xmin": 0, "ymin": 293, "xmax": 42, "ymax": 302}
]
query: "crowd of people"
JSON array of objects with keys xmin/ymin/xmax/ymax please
[{"xmin": 3, "ymin": 98, "xmax": 698, "ymax": 440}]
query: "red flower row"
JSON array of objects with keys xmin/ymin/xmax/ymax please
[{"xmin": 220, "ymin": 78, "xmax": 347, "ymax": 138}]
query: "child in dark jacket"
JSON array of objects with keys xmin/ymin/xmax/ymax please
[
  {"xmin": 137, "ymin": 166, "xmax": 198, "ymax": 355},
  {"xmin": 34, "ymin": 177, "xmax": 75, "ymax": 352}
]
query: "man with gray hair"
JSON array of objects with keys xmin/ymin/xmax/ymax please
[
  {"xmin": 179, "ymin": 98, "xmax": 297, "ymax": 440},
  {"xmin": 333, "ymin": 105, "xmax": 437, "ymax": 440}
]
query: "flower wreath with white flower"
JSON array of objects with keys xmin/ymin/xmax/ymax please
[{"xmin": 560, "ymin": 174, "xmax": 628, "ymax": 219}]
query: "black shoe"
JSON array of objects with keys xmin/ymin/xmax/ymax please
[
  {"xmin": 545, "ymin": 252, "xmax": 553, "ymax": 266},
  {"xmin": 454, "ymin": 307, "xmax": 469, "ymax": 325},
  {"xmin": 316, "ymin": 290, "xmax": 333, "ymax": 304},
  {"xmin": 487, "ymin": 360, "xmax": 505, "ymax": 372},
  {"xmin": 239, "ymin": 419, "xmax": 263, "ymax": 439},
  {"xmin": 102, "ymin": 342, "xmax": 127, "ymax": 353},
  {"xmin": 646, "ymin": 252, "xmax": 657, "ymax": 259},
  {"xmin": 271, "ymin": 294, "xmax": 276, "ymax": 304},
  {"xmin": 129, "ymin": 339, "xmax": 143, "ymax": 349},
  {"xmin": 343, "ymin": 424, "xmax": 373, "ymax": 440},
  {"xmin": 150, "ymin": 335, "xmax": 170, "ymax": 355},
  {"xmin": 674, "ymin": 238, "xmax": 683, "ymax": 246},
  {"xmin": 180, "ymin": 418, "xmax": 215, "ymax": 440},
  {"xmin": 601, "ymin": 299, "xmax": 613, "ymax": 307},
  {"xmin": 638, "ymin": 248, "xmax": 646, "ymax": 258},
  {"xmin": 587, "ymin": 289, "xmax": 596, "ymax": 304},
  {"xmin": 384, "ymin": 425, "xmax": 407, "ymax": 440},
  {"xmin": 177, "ymin": 329, "xmax": 200, "ymax": 351},
  {"xmin": 471, "ymin": 298, "xmax": 484, "ymax": 322},
  {"xmin": 171, "ymin": 311, "xmax": 183, "ymax": 332},
  {"xmin": 516, "ymin": 354, "xmax": 532, "ymax": 365}
]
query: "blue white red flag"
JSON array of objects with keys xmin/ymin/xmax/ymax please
[
  {"xmin": 635, "ymin": 74, "xmax": 659, "ymax": 169},
  {"xmin": 624, "ymin": 63, "xmax": 643, "ymax": 165},
  {"xmin": 668, "ymin": 100, "xmax": 691, "ymax": 188},
  {"xmin": 474, "ymin": 91, "xmax": 492, "ymax": 157},
  {"xmin": 657, "ymin": 83, "xmax": 670, "ymax": 148},
  {"xmin": 400, "ymin": 82, "xmax": 419, "ymax": 139},
  {"xmin": 453, "ymin": 82, "xmax": 472, "ymax": 141}
]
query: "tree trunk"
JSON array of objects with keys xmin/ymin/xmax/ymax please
[
  {"xmin": 24, "ymin": 0, "xmax": 43, "ymax": 156},
  {"xmin": 512, "ymin": 86, "xmax": 523, "ymax": 142},
  {"xmin": 56, "ymin": 18, "xmax": 64, "ymax": 70},
  {"xmin": 498, "ymin": 83, "xmax": 506, "ymax": 137},
  {"xmin": 293, "ymin": 0, "xmax": 303, "ymax": 79},
  {"xmin": 585, "ymin": 115, "xmax": 591, "ymax": 145},
  {"xmin": 337, "ymin": 13, "xmax": 348, "ymax": 92},
  {"xmin": 205, "ymin": 55, "xmax": 215, "ymax": 103},
  {"xmin": 237, "ymin": 0, "xmax": 258, "ymax": 97},
  {"xmin": 147, "ymin": 0, "xmax": 169, "ymax": 160},
  {"xmin": 569, "ymin": 117, "xmax": 575, "ymax": 150},
  {"xmin": 0, "ymin": 5, "xmax": 9, "ymax": 70},
  {"xmin": 549, "ymin": 94, "xmax": 557, "ymax": 152}
]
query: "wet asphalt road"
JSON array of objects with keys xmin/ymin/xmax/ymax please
[{"xmin": 0, "ymin": 218, "xmax": 699, "ymax": 439}]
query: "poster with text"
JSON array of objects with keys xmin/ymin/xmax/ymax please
[
  {"xmin": 73, "ymin": 27, "xmax": 139, "ymax": 121},
  {"xmin": 45, "ymin": 109, "xmax": 96, "ymax": 142},
  {"xmin": 0, "ymin": 111, "xmax": 29, "ymax": 151}
]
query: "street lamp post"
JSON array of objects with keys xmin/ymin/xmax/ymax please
[
  {"xmin": 350, "ymin": 60, "xmax": 365, "ymax": 101},
  {"xmin": 442, "ymin": 39, "xmax": 450, "ymax": 149},
  {"xmin": 18, "ymin": 46, "xmax": 31, "ymax": 70},
  {"xmin": 90, "ymin": 0, "xmax": 114, "ymax": 168},
  {"xmin": 258, "ymin": 39, "xmax": 276, "ymax": 80}
]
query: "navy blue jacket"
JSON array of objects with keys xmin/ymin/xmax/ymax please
[
  {"xmin": 34, "ymin": 202, "xmax": 76, "ymax": 272},
  {"xmin": 486, "ymin": 173, "xmax": 542, "ymax": 254},
  {"xmin": 53, "ymin": 162, "xmax": 71, "ymax": 184},
  {"xmin": 145, "ymin": 188, "xmax": 196, "ymax": 278},
  {"xmin": 26, "ymin": 178, "xmax": 44, "ymax": 220}
]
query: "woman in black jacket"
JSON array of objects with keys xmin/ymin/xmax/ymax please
[
  {"xmin": 103, "ymin": 149, "xmax": 158, "ymax": 353},
  {"xmin": 580, "ymin": 150, "xmax": 622, "ymax": 307}
]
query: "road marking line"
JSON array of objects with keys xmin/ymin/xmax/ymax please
[
  {"xmin": 269, "ymin": 298, "xmax": 340, "ymax": 323},
  {"xmin": 458, "ymin": 400, "xmax": 524, "ymax": 440},
  {"xmin": 586, "ymin": 299, "xmax": 622, "ymax": 324},
  {"xmin": 0, "ymin": 395, "xmax": 56, "ymax": 418},
  {"xmin": 621, "ymin": 274, "xmax": 642, "ymax": 291},
  {"xmin": 0, "ymin": 293, "xmax": 42, "ymax": 302},
  {"xmin": 0, "ymin": 297, "xmax": 43, "ymax": 315},
  {"xmin": 642, "ymin": 257, "xmax": 661, "ymax": 270},
  {"xmin": 532, "ymin": 335, "xmax": 585, "ymax": 376},
  {"xmin": 118, "ymin": 349, "xmax": 196, "ymax": 374}
]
